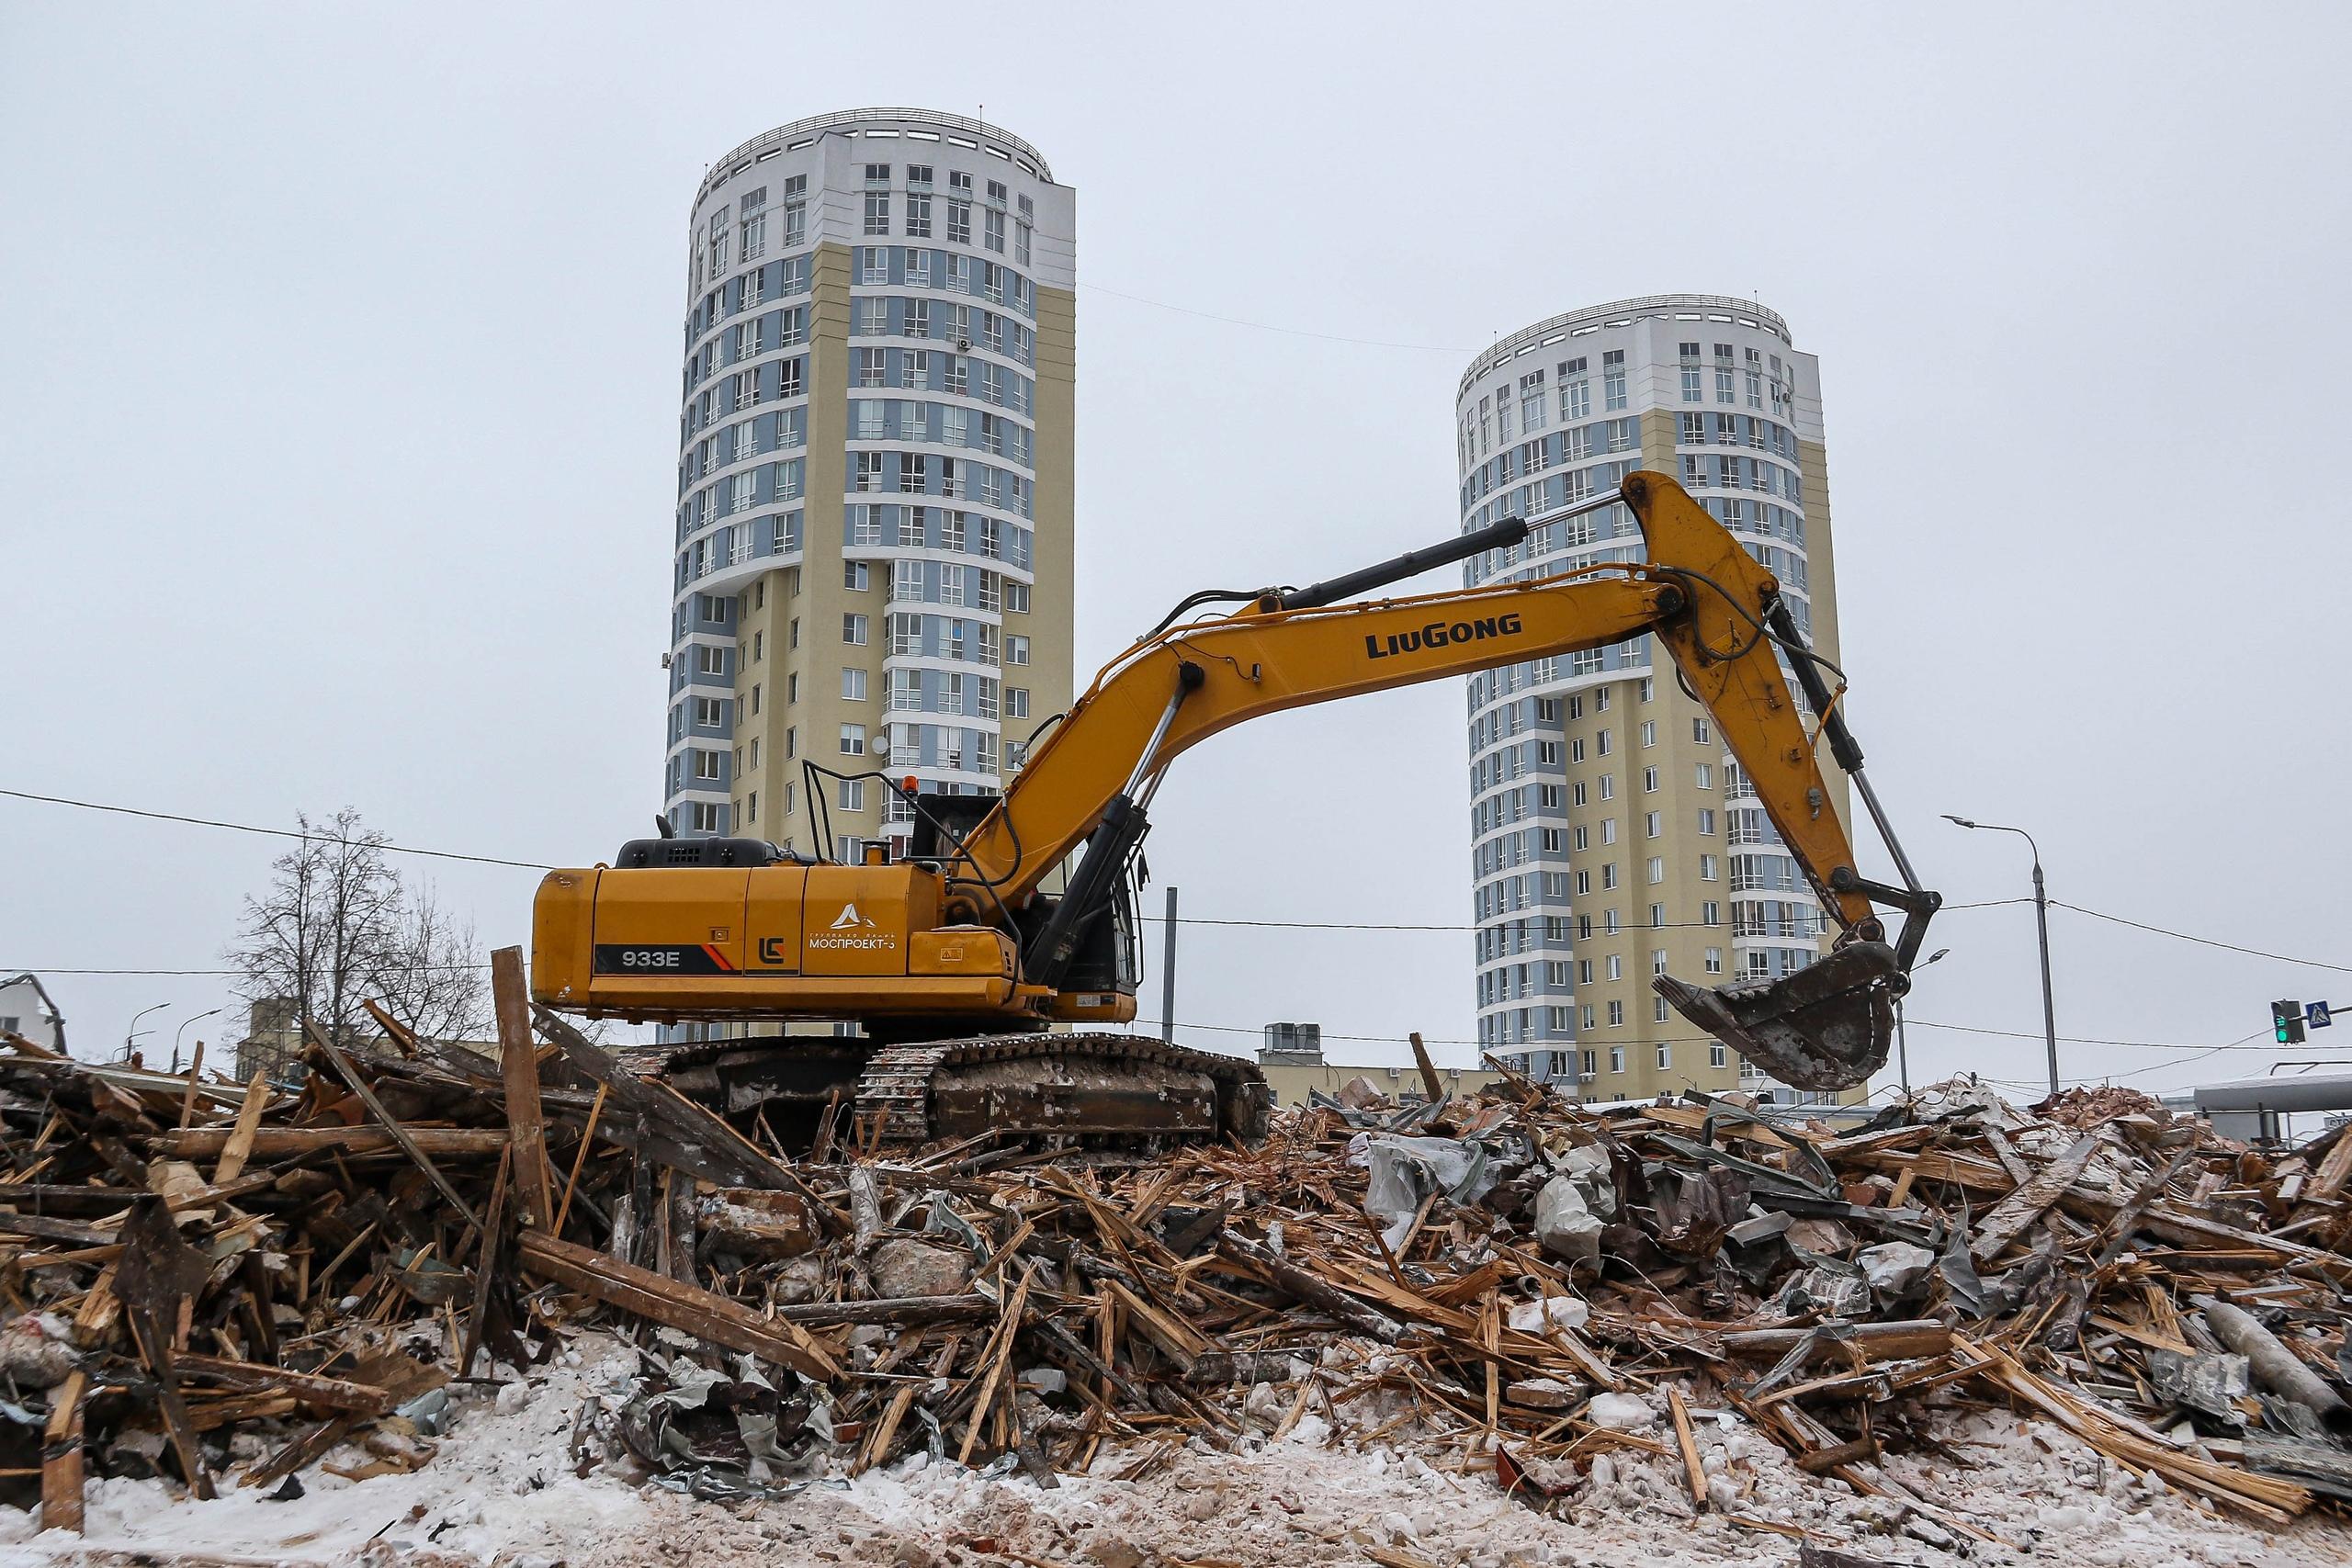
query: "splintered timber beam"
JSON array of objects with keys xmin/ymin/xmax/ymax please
[
  {"xmin": 530, "ymin": 1002, "xmax": 796, "ymax": 1193},
  {"xmin": 40, "ymin": 1370, "xmax": 85, "ymax": 1534},
  {"xmin": 305, "ymin": 1021, "xmax": 482, "ymax": 1233},
  {"xmin": 517, "ymin": 1232, "xmax": 839, "ymax": 1382},
  {"xmin": 492, "ymin": 947, "xmax": 556, "ymax": 1230},
  {"xmin": 152, "ymin": 1126, "xmax": 509, "ymax": 1159},
  {"xmin": 170, "ymin": 1355, "xmax": 398, "ymax": 1416},
  {"xmin": 1718, "ymin": 1320, "xmax": 1951, "ymax": 1362}
]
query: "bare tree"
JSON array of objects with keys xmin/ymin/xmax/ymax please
[
  {"xmin": 227, "ymin": 807, "xmax": 403, "ymax": 1054},
  {"xmin": 369, "ymin": 882, "xmax": 489, "ymax": 1043}
]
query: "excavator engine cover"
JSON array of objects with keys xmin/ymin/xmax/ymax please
[{"xmin": 1652, "ymin": 940, "xmax": 1901, "ymax": 1091}]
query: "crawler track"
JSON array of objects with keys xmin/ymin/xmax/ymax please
[
  {"xmin": 636, "ymin": 1031, "xmax": 1270, "ymax": 1149},
  {"xmin": 855, "ymin": 1032, "xmax": 1271, "ymax": 1145}
]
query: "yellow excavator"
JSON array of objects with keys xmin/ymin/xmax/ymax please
[{"xmin": 532, "ymin": 471, "xmax": 1939, "ymax": 1145}]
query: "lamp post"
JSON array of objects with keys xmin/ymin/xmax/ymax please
[
  {"xmin": 1894, "ymin": 947, "xmax": 1950, "ymax": 1095},
  {"xmin": 172, "ymin": 1007, "xmax": 223, "ymax": 1074},
  {"xmin": 122, "ymin": 1002, "xmax": 170, "ymax": 1064},
  {"xmin": 1943, "ymin": 816, "xmax": 2059, "ymax": 1097}
]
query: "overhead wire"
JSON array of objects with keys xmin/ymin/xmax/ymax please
[
  {"xmin": 2049, "ymin": 900, "xmax": 2352, "ymax": 976},
  {"xmin": 0, "ymin": 789, "xmax": 552, "ymax": 872},
  {"xmin": 10, "ymin": 787, "xmax": 2348, "ymax": 1059}
]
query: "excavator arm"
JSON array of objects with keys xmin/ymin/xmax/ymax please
[{"xmin": 933, "ymin": 469, "xmax": 1937, "ymax": 1089}]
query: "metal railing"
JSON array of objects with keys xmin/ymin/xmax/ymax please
[
  {"xmin": 1459, "ymin": 294, "xmax": 1795, "ymax": 394},
  {"xmin": 696, "ymin": 109, "xmax": 1054, "ymax": 211}
]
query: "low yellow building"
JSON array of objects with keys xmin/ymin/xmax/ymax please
[
  {"xmin": 1251, "ymin": 1023, "xmax": 1505, "ymax": 1108},
  {"xmin": 1258, "ymin": 1058, "xmax": 1508, "ymax": 1108}
]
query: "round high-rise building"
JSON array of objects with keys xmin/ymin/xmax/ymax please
[
  {"xmin": 664, "ymin": 110, "xmax": 1075, "ymax": 857},
  {"xmin": 1453, "ymin": 296, "xmax": 1842, "ymax": 1102}
]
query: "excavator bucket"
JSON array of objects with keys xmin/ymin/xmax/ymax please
[{"xmin": 1653, "ymin": 941, "xmax": 1903, "ymax": 1091}]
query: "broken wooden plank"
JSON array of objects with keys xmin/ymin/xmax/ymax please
[
  {"xmin": 1215, "ymin": 1228, "xmax": 1406, "ymax": 1344},
  {"xmin": 1719, "ymin": 1320, "xmax": 1951, "ymax": 1363},
  {"xmin": 40, "ymin": 1370, "xmax": 85, "ymax": 1533},
  {"xmin": 1971, "ymin": 1134, "xmax": 2098, "ymax": 1263},
  {"xmin": 1667, "ymin": 1385, "xmax": 1707, "ymax": 1509},
  {"xmin": 770, "ymin": 1293, "xmax": 997, "ymax": 1327},
  {"xmin": 304, "ymin": 1021, "xmax": 482, "ymax": 1233},
  {"xmin": 243, "ymin": 1416, "xmax": 357, "ymax": 1490},
  {"xmin": 0, "ymin": 1212, "xmax": 117, "ymax": 1248},
  {"xmin": 492, "ymin": 947, "xmax": 556, "ymax": 1230},
  {"xmin": 459, "ymin": 1145, "xmax": 514, "ymax": 1379},
  {"xmin": 211, "ymin": 1073, "xmax": 272, "ymax": 1185},
  {"xmin": 516, "ymin": 1231, "xmax": 838, "ymax": 1381},
  {"xmin": 531, "ymin": 1004, "xmax": 794, "ymax": 1193},
  {"xmin": 172, "ymin": 1355, "xmax": 397, "ymax": 1416},
  {"xmin": 1408, "ymin": 1032, "xmax": 1443, "ymax": 1103},
  {"xmin": 153, "ymin": 1125, "xmax": 509, "ymax": 1160}
]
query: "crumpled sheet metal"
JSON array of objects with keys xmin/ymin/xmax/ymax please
[{"xmin": 1356, "ymin": 1133, "xmax": 1506, "ymax": 1251}]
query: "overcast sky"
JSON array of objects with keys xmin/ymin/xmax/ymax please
[{"xmin": 4, "ymin": 4, "xmax": 2348, "ymax": 1102}]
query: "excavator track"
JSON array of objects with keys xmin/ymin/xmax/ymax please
[
  {"xmin": 855, "ymin": 1032, "xmax": 1271, "ymax": 1145},
  {"xmin": 636, "ymin": 1031, "xmax": 1270, "ymax": 1150}
]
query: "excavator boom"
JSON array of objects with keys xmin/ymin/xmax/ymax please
[{"xmin": 533, "ymin": 471, "xmax": 1936, "ymax": 1137}]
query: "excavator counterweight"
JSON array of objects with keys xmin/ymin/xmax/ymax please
[{"xmin": 535, "ymin": 472, "xmax": 1936, "ymax": 1145}]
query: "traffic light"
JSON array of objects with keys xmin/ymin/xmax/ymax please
[{"xmin": 2273, "ymin": 999, "xmax": 2307, "ymax": 1045}]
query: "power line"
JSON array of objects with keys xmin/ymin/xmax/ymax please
[
  {"xmin": 1899, "ymin": 1017, "xmax": 2288, "ymax": 1054},
  {"xmin": 2052, "ymin": 901, "xmax": 2352, "ymax": 976},
  {"xmin": 10, "ymin": 964, "xmax": 487, "ymax": 976},
  {"xmin": 1136, "ymin": 897, "xmax": 2031, "ymax": 932},
  {"xmin": 0, "ymin": 789, "xmax": 552, "ymax": 872},
  {"xmin": 12, "ymin": 786, "xmax": 2346, "ymax": 986}
]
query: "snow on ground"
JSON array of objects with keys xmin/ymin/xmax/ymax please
[{"xmin": 0, "ymin": 1336, "xmax": 2346, "ymax": 1567}]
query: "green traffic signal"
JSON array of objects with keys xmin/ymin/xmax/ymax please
[{"xmin": 2273, "ymin": 999, "xmax": 2306, "ymax": 1045}]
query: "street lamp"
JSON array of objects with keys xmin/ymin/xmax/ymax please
[
  {"xmin": 122, "ymin": 1001, "xmax": 171, "ymax": 1065},
  {"xmin": 1894, "ymin": 948, "xmax": 1950, "ymax": 1095},
  {"xmin": 1943, "ymin": 816, "xmax": 2060, "ymax": 1097},
  {"xmin": 172, "ymin": 1008, "xmax": 223, "ymax": 1074}
]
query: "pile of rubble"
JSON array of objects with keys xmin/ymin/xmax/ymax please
[{"xmin": 2, "ymin": 954, "xmax": 2350, "ymax": 1562}]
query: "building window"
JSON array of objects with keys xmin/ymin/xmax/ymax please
[
  {"xmin": 1702, "ymin": 900, "xmax": 1721, "ymax": 926},
  {"xmin": 843, "ymin": 614, "xmax": 869, "ymax": 645},
  {"xmin": 845, "ymin": 560, "xmax": 870, "ymax": 592},
  {"xmin": 1704, "ymin": 946, "xmax": 1724, "ymax": 974},
  {"xmin": 1699, "ymin": 854, "xmax": 1719, "ymax": 881},
  {"xmin": 1656, "ymin": 1040, "xmax": 1672, "ymax": 1067},
  {"xmin": 1692, "ymin": 717, "xmax": 1713, "ymax": 743},
  {"xmin": 842, "ymin": 668, "xmax": 868, "ymax": 701},
  {"xmin": 1646, "ymin": 856, "xmax": 1665, "ymax": 884},
  {"xmin": 1007, "ymin": 635, "xmax": 1030, "ymax": 666},
  {"xmin": 838, "ymin": 777, "xmax": 865, "ymax": 811},
  {"xmin": 1608, "ymin": 1043, "xmax": 1624, "ymax": 1071},
  {"xmin": 1709, "ymin": 1042, "xmax": 1729, "ymax": 1068},
  {"xmin": 690, "ymin": 802, "xmax": 721, "ymax": 833},
  {"xmin": 864, "ymin": 192, "xmax": 890, "ymax": 236},
  {"xmin": 1645, "ymin": 810, "xmax": 1662, "ymax": 838}
]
